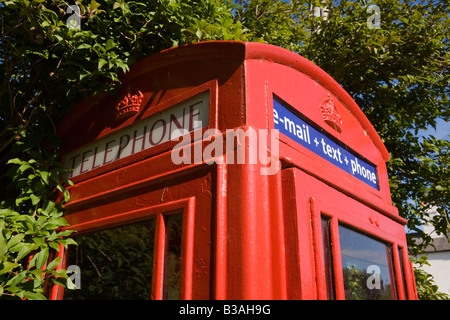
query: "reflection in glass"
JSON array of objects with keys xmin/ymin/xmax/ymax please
[
  {"xmin": 339, "ymin": 225, "xmax": 396, "ymax": 300},
  {"xmin": 164, "ymin": 214, "xmax": 183, "ymax": 300},
  {"xmin": 64, "ymin": 220, "xmax": 156, "ymax": 300}
]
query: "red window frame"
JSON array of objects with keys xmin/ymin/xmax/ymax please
[
  {"xmin": 311, "ymin": 197, "xmax": 413, "ymax": 300},
  {"xmin": 49, "ymin": 198, "xmax": 195, "ymax": 300},
  {"xmin": 282, "ymin": 167, "xmax": 414, "ymax": 300}
]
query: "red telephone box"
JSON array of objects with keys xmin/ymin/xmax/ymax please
[{"xmin": 51, "ymin": 41, "xmax": 417, "ymax": 300}]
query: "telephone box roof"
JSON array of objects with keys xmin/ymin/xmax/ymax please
[{"xmin": 58, "ymin": 41, "xmax": 390, "ymax": 163}]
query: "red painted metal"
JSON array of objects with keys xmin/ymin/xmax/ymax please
[{"xmin": 50, "ymin": 41, "xmax": 416, "ymax": 300}]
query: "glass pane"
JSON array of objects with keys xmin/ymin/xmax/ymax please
[
  {"xmin": 321, "ymin": 216, "xmax": 335, "ymax": 299},
  {"xmin": 339, "ymin": 225, "xmax": 396, "ymax": 300},
  {"xmin": 163, "ymin": 214, "xmax": 183, "ymax": 300},
  {"xmin": 64, "ymin": 220, "xmax": 156, "ymax": 300}
]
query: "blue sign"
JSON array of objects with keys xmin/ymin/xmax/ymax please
[{"xmin": 273, "ymin": 98, "xmax": 379, "ymax": 190}]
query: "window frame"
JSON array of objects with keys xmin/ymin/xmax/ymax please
[
  {"xmin": 310, "ymin": 196, "xmax": 409, "ymax": 300},
  {"xmin": 49, "ymin": 197, "xmax": 195, "ymax": 300}
]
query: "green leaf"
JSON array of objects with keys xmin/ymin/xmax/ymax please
[
  {"xmin": 4, "ymin": 1, "xmax": 20, "ymax": 9},
  {"xmin": 89, "ymin": 0, "xmax": 101, "ymax": 12},
  {"xmin": 46, "ymin": 257, "xmax": 61, "ymax": 271},
  {"xmin": 0, "ymin": 229, "xmax": 7, "ymax": 261},
  {"xmin": 40, "ymin": 200, "xmax": 56, "ymax": 216},
  {"xmin": 66, "ymin": 276, "xmax": 77, "ymax": 290},
  {"xmin": 39, "ymin": 170, "xmax": 49, "ymax": 185},
  {"xmin": 0, "ymin": 208, "xmax": 15, "ymax": 217},
  {"xmin": 76, "ymin": 43, "xmax": 92, "ymax": 50},
  {"xmin": 55, "ymin": 229, "xmax": 76, "ymax": 238},
  {"xmin": 56, "ymin": 184, "xmax": 70, "ymax": 202},
  {"xmin": 36, "ymin": 247, "xmax": 49, "ymax": 270},
  {"xmin": 57, "ymin": 238, "xmax": 77, "ymax": 249},
  {"xmin": 30, "ymin": 247, "xmax": 49, "ymax": 269},
  {"xmin": 6, "ymin": 272, "xmax": 27, "ymax": 287},
  {"xmin": 18, "ymin": 163, "xmax": 33, "ymax": 173},
  {"xmin": 8, "ymin": 242, "xmax": 26, "ymax": 253},
  {"xmin": 113, "ymin": 1, "xmax": 123, "ymax": 10},
  {"xmin": 30, "ymin": 193, "xmax": 41, "ymax": 205},
  {"xmin": 16, "ymin": 243, "xmax": 39, "ymax": 261},
  {"xmin": 32, "ymin": 236, "xmax": 46, "ymax": 246},
  {"xmin": 15, "ymin": 195, "xmax": 29, "ymax": 207},
  {"xmin": 22, "ymin": 291, "xmax": 47, "ymax": 300},
  {"xmin": 105, "ymin": 39, "xmax": 115, "ymax": 51},
  {"xmin": 7, "ymin": 234, "xmax": 24, "ymax": 250},
  {"xmin": 42, "ymin": 217, "xmax": 70, "ymax": 230},
  {"xmin": 6, "ymin": 158, "xmax": 26, "ymax": 165},
  {"xmin": 0, "ymin": 261, "xmax": 19, "ymax": 276}
]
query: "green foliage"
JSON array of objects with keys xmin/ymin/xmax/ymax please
[
  {"xmin": 0, "ymin": 131, "xmax": 75, "ymax": 299},
  {"xmin": 0, "ymin": 0, "xmax": 249, "ymax": 110},
  {"xmin": 0, "ymin": 208, "xmax": 74, "ymax": 300}
]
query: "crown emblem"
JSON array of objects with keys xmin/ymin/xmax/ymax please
[
  {"xmin": 320, "ymin": 94, "xmax": 342, "ymax": 133},
  {"xmin": 115, "ymin": 90, "xmax": 144, "ymax": 121}
]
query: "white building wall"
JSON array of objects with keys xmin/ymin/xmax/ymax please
[
  {"xmin": 413, "ymin": 207, "xmax": 450, "ymax": 296},
  {"xmin": 417, "ymin": 250, "xmax": 450, "ymax": 296}
]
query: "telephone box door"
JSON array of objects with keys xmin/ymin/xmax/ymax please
[
  {"xmin": 283, "ymin": 168, "xmax": 416, "ymax": 300},
  {"xmin": 51, "ymin": 166, "xmax": 216, "ymax": 300}
]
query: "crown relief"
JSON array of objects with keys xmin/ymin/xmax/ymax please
[
  {"xmin": 320, "ymin": 93, "xmax": 343, "ymax": 133},
  {"xmin": 115, "ymin": 89, "xmax": 144, "ymax": 122}
]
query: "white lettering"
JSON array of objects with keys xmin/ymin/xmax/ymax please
[
  {"xmin": 179, "ymin": 304, "xmax": 213, "ymax": 317},
  {"xmin": 367, "ymin": 4, "xmax": 381, "ymax": 29},
  {"xmin": 224, "ymin": 304, "xmax": 271, "ymax": 315},
  {"xmin": 284, "ymin": 117, "xmax": 296, "ymax": 135},
  {"xmin": 367, "ymin": 265, "xmax": 381, "ymax": 289},
  {"xmin": 170, "ymin": 127, "xmax": 280, "ymax": 176},
  {"xmin": 202, "ymin": 129, "xmax": 223, "ymax": 165},
  {"xmin": 259, "ymin": 129, "xmax": 280, "ymax": 176},
  {"xmin": 274, "ymin": 101, "xmax": 377, "ymax": 186},
  {"xmin": 273, "ymin": 109, "xmax": 279, "ymax": 125},
  {"xmin": 66, "ymin": 5, "xmax": 81, "ymax": 30},
  {"xmin": 226, "ymin": 127, "xmax": 258, "ymax": 165},
  {"xmin": 67, "ymin": 265, "xmax": 81, "ymax": 289},
  {"xmin": 171, "ymin": 129, "xmax": 191, "ymax": 165},
  {"xmin": 350, "ymin": 158, "xmax": 377, "ymax": 184}
]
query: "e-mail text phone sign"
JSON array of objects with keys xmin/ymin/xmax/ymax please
[{"xmin": 273, "ymin": 98, "xmax": 379, "ymax": 190}]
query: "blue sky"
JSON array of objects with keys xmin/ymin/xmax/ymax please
[{"xmin": 420, "ymin": 119, "xmax": 450, "ymax": 141}]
